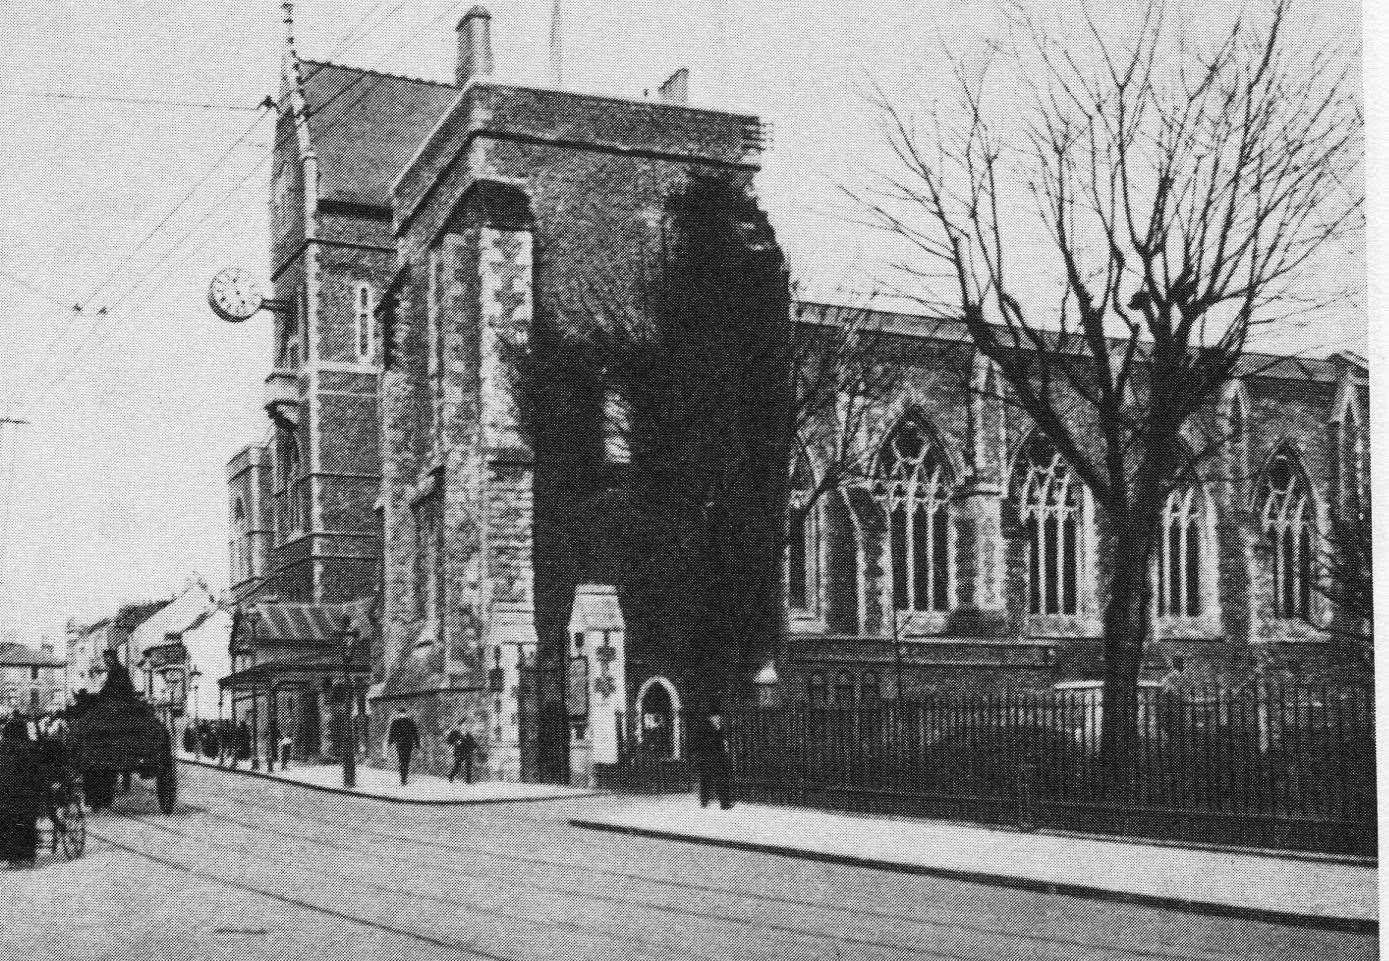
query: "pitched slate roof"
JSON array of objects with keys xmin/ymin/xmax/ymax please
[
  {"xmin": 112, "ymin": 599, "xmax": 174, "ymax": 633},
  {"xmin": 299, "ymin": 61, "xmax": 459, "ymax": 207},
  {"xmin": 0, "ymin": 643, "xmax": 66, "ymax": 668},
  {"xmin": 797, "ymin": 302, "xmax": 1354, "ymax": 374}
]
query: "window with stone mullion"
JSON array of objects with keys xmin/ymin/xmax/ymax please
[
  {"xmin": 877, "ymin": 419, "xmax": 952, "ymax": 615},
  {"xmin": 1259, "ymin": 449, "xmax": 1313, "ymax": 621},
  {"xmin": 1158, "ymin": 488, "xmax": 1202, "ymax": 617},
  {"xmin": 1015, "ymin": 442, "xmax": 1080, "ymax": 617}
]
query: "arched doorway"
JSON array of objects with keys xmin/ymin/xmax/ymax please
[{"xmin": 635, "ymin": 677, "xmax": 680, "ymax": 760}]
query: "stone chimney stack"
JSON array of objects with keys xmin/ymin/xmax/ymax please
[{"xmin": 457, "ymin": 5, "xmax": 494, "ymax": 84}]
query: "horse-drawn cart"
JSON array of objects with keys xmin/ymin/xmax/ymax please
[{"xmin": 67, "ymin": 692, "xmax": 176, "ymax": 814}]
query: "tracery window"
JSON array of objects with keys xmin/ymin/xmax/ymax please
[
  {"xmin": 1157, "ymin": 488, "xmax": 1203, "ymax": 617},
  {"xmin": 1342, "ymin": 400, "xmax": 1367, "ymax": 520},
  {"xmin": 788, "ymin": 454, "xmax": 821, "ymax": 615},
  {"xmin": 1257, "ymin": 449, "xmax": 1313, "ymax": 620},
  {"xmin": 1012, "ymin": 435, "xmax": 1081, "ymax": 616},
  {"xmin": 874, "ymin": 417, "xmax": 952, "ymax": 613}
]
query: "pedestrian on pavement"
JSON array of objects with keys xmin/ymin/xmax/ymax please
[
  {"xmin": 386, "ymin": 710, "xmax": 421, "ymax": 786},
  {"xmin": 233, "ymin": 721, "xmax": 252, "ymax": 768},
  {"xmin": 446, "ymin": 726, "xmax": 478, "ymax": 784},
  {"xmin": 691, "ymin": 703, "xmax": 735, "ymax": 810},
  {"xmin": 278, "ymin": 733, "xmax": 293, "ymax": 769},
  {"xmin": 0, "ymin": 716, "xmax": 41, "ymax": 867}
]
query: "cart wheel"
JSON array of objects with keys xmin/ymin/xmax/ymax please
[
  {"xmin": 156, "ymin": 767, "xmax": 176, "ymax": 814},
  {"xmin": 56, "ymin": 800, "xmax": 86, "ymax": 859}
]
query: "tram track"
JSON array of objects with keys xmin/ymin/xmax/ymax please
[
  {"xmin": 170, "ymin": 786, "xmax": 1257, "ymax": 961},
  {"xmin": 83, "ymin": 825, "xmax": 519, "ymax": 960},
  {"xmin": 104, "ymin": 813, "xmax": 1000, "ymax": 961}
]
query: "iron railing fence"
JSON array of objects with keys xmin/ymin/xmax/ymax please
[{"xmin": 717, "ymin": 685, "xmax": 1375, "ymax": 855}]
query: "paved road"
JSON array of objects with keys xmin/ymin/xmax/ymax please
[{"xmin": 1, "ymin": 764, "xmax": 1373, "ymax": 960}]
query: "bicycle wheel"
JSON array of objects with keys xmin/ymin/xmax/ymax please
[{"xmin": 56, "ymin": 800, "xmax": 86, "ymax": 860}]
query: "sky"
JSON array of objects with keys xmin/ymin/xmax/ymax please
[{"xmin": 0, "ymin": 0, "xmax": 1367, "ymax": 644}]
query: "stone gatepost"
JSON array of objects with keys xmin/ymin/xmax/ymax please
[{"xmin": 566, "ymin": 584, "xmax": 626, "ymax": 789}]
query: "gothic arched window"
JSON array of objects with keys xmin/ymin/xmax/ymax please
[
  {"xmin": 1157, "ymin": 488, "xmax": 1203, "ymax": 616},
  {"xmin": 788, "ymin": 454, "xmax": 821, "ymax": 615},
  {"xmin": 1258, "ymin": 449, "xmax": 1314, "ymax": 620},
  {"xmin": 1012, "ymin": 435, "xmax": 1081, "ymax": 616},
  {"xmin": 875, "ymin": 417, "xmax": 952, "ymax": 613},
  {"xmin": 1342, "ymin": 400, "xmax": 1367, "ymax": 521},
  {"xmin": 834, "ymin": 671, "xmax": 856, "ymax": 704}
]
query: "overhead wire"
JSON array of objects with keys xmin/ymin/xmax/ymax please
[
  {"xmin": 4, "ymin": 0, "xmax": 433, "ymax": 419},
  {"xmin": 15, "ymin": 0, "xmax": 464, "ymax": 419},
  {"xmin": 8, "ymin": 90, "xmax": 264, "ymax": 112},
  {"xmin": 0, "ymin": 265, "xmax": 73, "ymax": 310}
]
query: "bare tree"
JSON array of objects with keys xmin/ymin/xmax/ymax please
[
  {"xmin": 787, "ymin": 301, "xmax": 902, "ymax": 527},
  {"xmin": 860, "ymin": 0, "xmax": 1362, "ymax": 776},
  {"xmin": 1316, "ymin": 508, "xmax": 1372, "ymax": 662}
]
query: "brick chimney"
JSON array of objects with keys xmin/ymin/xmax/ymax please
[{"xmin": 457, "ymin": 5, "xmax": 494, "ymax": 84}]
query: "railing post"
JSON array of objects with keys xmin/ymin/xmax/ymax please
[{"xmin": 1017, "ymin": 760, "xmax": 1037, "ymax": 832}]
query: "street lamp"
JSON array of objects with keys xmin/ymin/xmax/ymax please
[{"xmin": 338, "ymin": 615, "xmax": 362, "ymax": 789}]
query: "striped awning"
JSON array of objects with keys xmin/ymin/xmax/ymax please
[{"xmin": 239, "ymin": 597, "xmax": 375, "ymax": 647}]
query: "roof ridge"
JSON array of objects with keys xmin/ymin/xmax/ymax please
[
  {"xmin": 300, "ymin": 59, "xmax": 457, "ymax": 92},
  {"xmin": 797, "ymin": 299, "xmax": 1350, "ymax": 364}
]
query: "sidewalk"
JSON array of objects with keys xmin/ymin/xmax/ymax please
[
  {"xmin": 179, "ymin": 753, "xmax": 598, "ymax": 805},
  {"xmin": 571, "ymin": 797, "xmax": 1377, "ymax": 932}
]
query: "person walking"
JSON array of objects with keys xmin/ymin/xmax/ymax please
[
  {"xmin": 691, "ymin": 703, "xmax": 735, "ymax": 810},
  {"xmin": 386, "ymin": 710, "xmax": 421, "ymax": 786},
  {"xmin": 446, "ymin": 726, "xmax": 478, "ymax": 784},
  {"xmin": 278, "ymin": 733, "xmax": 293, "ymax": 770},
  {"xmin": 232, "ymin": 720, "xmax": 252, "ymax": 769},
  {"xmin": 0, "ymin": 716, "xmax": 42, "ymax": 867}
]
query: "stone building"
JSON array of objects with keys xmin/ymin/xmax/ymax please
[
  {"xmin": 226, "ymin": 8, "xmax": 1369, "ymax": 781},
  {"xmin": 0, "ymin": 641, "xmax": 67, "ymax": 715}
]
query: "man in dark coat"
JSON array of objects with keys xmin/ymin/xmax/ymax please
[
  {"xmin": 0, "ymin": 716, "xmax": 42, "ymax": 866},
  {"xmin": 98, "ymin": 649, "xmax": 136, "ymax": 700},
  {"xmin": 691, "ymin": 704, "xmax": 735, "ymax": 810},
  {"xmin": 446, "ymin": 726, "xmax": 478, "ymax": 784},
  {"xmin": 386, "ymin": 711, "xmax": 421, "ymax": 786}
]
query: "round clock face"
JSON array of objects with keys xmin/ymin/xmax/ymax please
[{"xmin": 208, "ymin": 267, "xmax": 263, "ymax": 323}]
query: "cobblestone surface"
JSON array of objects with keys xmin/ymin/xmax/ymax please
[{"xmin": 0, "ymin": 765, "xmax": 1374, "ymax": 960}]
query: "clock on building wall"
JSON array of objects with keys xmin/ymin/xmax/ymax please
[{"xmin": 207, "ymin": 267, "xmax": 265, "ymax": 323}]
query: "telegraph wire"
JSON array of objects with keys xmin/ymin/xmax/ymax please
[
  {"xmin": 16, "ymin": 1, "xmax": 463, "ymax": 419},
  {"xmin": 9, "ymin": 90, "xmax": 264, "ymax": 112},
  {"xmin": 76, "ymin": 106, "xmax": 274, "ymax": 311},
  {"xmin": 0, "ymin": 265, "xmax": 72, "ymax": 310},
  {"xmin": 4, "ymin": 2, "xmax": 425, "ymax": 417}
]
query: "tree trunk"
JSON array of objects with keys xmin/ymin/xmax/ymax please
[{"xmin": 1098, "ymin": 531, "xmax": 1154, "ymax": 801}]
